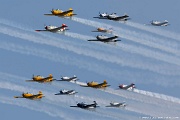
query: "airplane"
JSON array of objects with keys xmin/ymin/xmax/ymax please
[
  {"xmin": 70, "ymin": 101, "xmax": 99, "ymax": 109},
  {"xmin": 92, "ymin": 27, "xmax": 113, "ymax": 33},
  {"xmin": 119, "ymin": 83, "xmax": 136, "ymax": 91},
  {"xmin": 35, "ymin": 24, "xmax": 69, "ymax": 33},
  {"xmin": 44, "ymin": 8, "xmax": 77, "ymax": 17},
  {"xmin": 14, "ymin": 91, "xmax": 44, "ymax": 100},
  {"xmin": 54, "ymin": 89, "xmax": 78, "ymax": 95},
  {"xmin": 88, "ymin": 35, "xmax": 121, "ymax": 43},
  {"xmin": 94, "ymin": 12, "xmax": 130, "ymax": 21},
  {"xmin": 106, "ymin": 101, "xmax": 127, "ymax": 107},
  {"xmin": 80, "ymin": 80, "xmax": 110, "ymax": 88},
  {"xmin": 148, "ymin": 20, "xmax": 169, "ymax": 26},
  {"xmin": 56, "ymin": 75, "xmax": 78, "ymax": 82},
  {"xmin": 26, "ymin": 74, "xmax": 56, "ymax": 83}
]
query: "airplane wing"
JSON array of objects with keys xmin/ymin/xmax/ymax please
[
  {"xmin": 14, "ymin": 96, "xmax": 23, "ymax": 98},
  {"xmin": 35, "ymin": 30, "xmax": 48, "ymax": 32},
  {"xmin": 114, "ymin": 15, "xmax": 129, "ymax": 21}
]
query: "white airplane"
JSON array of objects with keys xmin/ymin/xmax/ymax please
[
  {"xmin": 54, "ymin": 89, "xmax": 77, "ymax": 95},
  {"xmin": 88, "ymin": 35, "xmax": 121, "ymax": 43},
  {"xmin": 56, "ymin": 75, "xmax": 78, "ymax": 82},
  {"xmin": 94, "ymin": 12, "xmax": 130, "ymax": 21},
  {"xmin": 146, "ymin": 20, "xmax": 169, "ymax": 26},
  {"xmin": 106, "ymin": 101, "xmax": 127, "ymax": 107},
  {"xmin": 119, "ymin": 83, "xmax": 136, "ymax": 91},
  {"xmin": 35, "ymin": 24, "xmax": 69, "ymax": 33}
]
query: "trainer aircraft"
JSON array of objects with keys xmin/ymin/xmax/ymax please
[
  {"xmin": 26, "ymin": 74, "xmax": 56, "ymax": 83},
  {"xmin": 119, "ymin": 83, "xmax": 136, "ymax": 91},
  {"xmin": 88, "ymin": 35, "xmax": 121, "ymax": 43},
  {"xmin": 92, "ymin": 28, "xmax": 113, "ymax": 33},
  {"xmin": 106, "ymin": 101, "xmax": 126, "ymax": 107},
  {"xmin": 81, "ymin": 80, "xmax": 110, "ymax": 88},
  {"xmin": 149, "ymin": 20, "xmax": 169, "ymax": 26},
  {"xmin": 14, "ymin": 91, "xmax": 44, "ymax": 100},
  {"xmin": 44, "ymin": 8, "xmax": 77, "ymax": 17},
  {"xmin": 35, "ymin": 24, "xmax": 69, "ymax": 33},
  {"xmin": 70, "ymin": 101, "xmax": 99, "ymax": 109},
  {"xmin": 54, "ymin": 89, "xmax": 78, "ymax": 95}
]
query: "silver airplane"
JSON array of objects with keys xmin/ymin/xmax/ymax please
[
  {"xmin": 106, "ymin": 101, "xmax": 127, "ymax": 107},
  {"xmin": 94, "ymin": 12, "xmax": 130, "ymax": 21},
  {"xmin": 35, "ymin": 24, "xmax": 69, "ymax": 33},
  {"xmin": 56, "ymin": 75, "xmax": 78, "ymax": 82},
  {"xmin": 147, "ymin": 20, "xmax": 169, "ymax": 26},
  {"xmin": 88, "ymin": 35, "xmax": 121, "ymax": 43},
  {"xmin": 119, "ymin": 83, "xmax": 136, "ymax": 91},
  {"xmin": 54, "ymin": 89, "xmax": 78, "ymax": 95}
]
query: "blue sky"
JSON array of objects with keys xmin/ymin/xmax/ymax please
[{"xmin": 0, "ymin": 0, "xmax": 180, "ymax": 120}]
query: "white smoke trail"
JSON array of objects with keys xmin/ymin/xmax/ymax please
[
  {"xmin": 126, "ymin": 21, "xmax": 180, "ymax": 41},
  {"xmin": 1, "ymin": 40, "xmax": 180, "ymax": 76},
  {"xmin": 71, "ymin": 17, "xmax": 180, "ymax": 56}
]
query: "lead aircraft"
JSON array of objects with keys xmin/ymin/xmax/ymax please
[
  {"xmin": 70, "ymin": 101, "xmax": 99, "ymax": 109},
  {"xmin": 44, "ymin": 8, "xmax": 77, "ymax": 17},
  {"xmin": 88, "ymin": 35, "xmax": 121, "ymax": 43},
  {"xmin": 14, "ymin": 91, "xmax": 44, "ymax": 100},
  {"xmin": 35, "ymin": 24, "xmax": 69, "ymax": 33},
  {"xmin": 26, "ymin": 74, "xmax": 56, "ymax": 83}
]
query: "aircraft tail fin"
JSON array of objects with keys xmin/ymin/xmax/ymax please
[
  {"xmin": 49, "ymin": 74, "xmax": 53, "ymax": 77},
  {"xmin": 103, "ymin": 80, "xmax": 107, "ymax": 84},
  {"xmin": 39, "ymin": 91, "xmax": 43, "ymax": 95}
]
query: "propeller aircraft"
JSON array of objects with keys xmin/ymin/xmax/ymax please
[
  {"xmin": 44, "ymin": 8, "xmax": 77, "ymax": 17},
  {"xmin": 56, "ymin": 75, "xmax": 78, "ymax": 82},
  {"xmin": 119, "ymin": 83, "xmax": 136, "ymax": 91},
  {"xmin": 70, "ymin": 101, "xmax": 99, "ymax": 109},
  {"xmin": 106, "ymin": 101, "xmax": 127, "ymax": 107},
  {"xmin": 80, "ymin": 80, "xmax": 110, "ymax": 88},
  {"xmin": 88, "ymin": 35, "xmax": 121, "ymax": 43},
  {"xmin": 148, "ymin": 20, "xmax": 169, "ymax": 26},
  {"xmin": 35, "ymin": 24, "xmax": 69, "ymax": 33},
  {"xmin": 14, "ymin": 91, "xmax": 44, "ymax": 100},
  {"xmin": 26, "ymin": 74, "xmax": 56, "ymax": 83},
  {"xmin": 54, "ymin": 89, "xmax": 78, "ymax": 95},
  {"xmin": 92, "ymin": 27, "xmax": 113, "ymax": 33}
]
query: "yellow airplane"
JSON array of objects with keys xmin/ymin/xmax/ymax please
[
  {"xmin": 44, "ymin": 8, "xmax": 77, "ymax": 17},
  {"xmin": 26, "ymin": 74, "xmax": 55, "ymax": 83},
  {"xmin": 14, "ymin": 91, "xmax": 44, "ymax": 100},
  {"xmin": 81, "ymin": 80, "xmax": 110, "ymax": 88}
]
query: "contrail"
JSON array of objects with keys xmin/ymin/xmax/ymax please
[
  {"xmin": 1, "ymin": 40, "xmax": 180, "ymax": 76},
  {"xmin": 71, "ymin": 17, "xmax": 180, "ymax": 56},
  {"xmin": 1, "ymin": 20, "xmax": 180, "ymax": 67},
  {"xmin": 126, "ymin": 21, "xmax": 180, "ymax": 41}
]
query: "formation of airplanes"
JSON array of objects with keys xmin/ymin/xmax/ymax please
[
  {"xmin": 14, "ymin": 7, "xmax": 170, "ymax": 112},
  {"xmin": 14, "ymin": 91, "xmax": 44, "ymax": 100}
]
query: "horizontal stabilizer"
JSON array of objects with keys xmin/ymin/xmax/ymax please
[{"xmin": 44, "ymin": 14, "xmax": 55, "ymax": 16}]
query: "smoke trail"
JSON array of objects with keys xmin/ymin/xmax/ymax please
[
  {"xmin": 71, "ymin": 17, "xmax": 180, "ymax": 56},
  {"xmin": 126, "ymin": 21, "xmax": 180, "ymax": 41}
]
